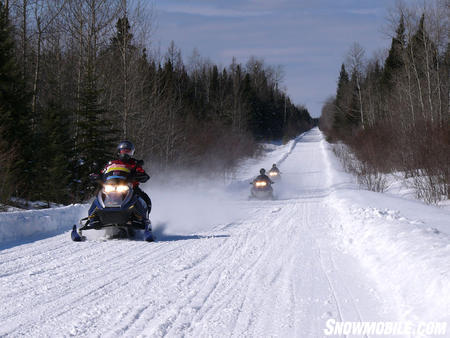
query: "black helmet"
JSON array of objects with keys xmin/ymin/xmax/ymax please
[
  {"xmin": 260, "ymin": 168, "xmax": 266, "ymax": 175},
  {"xmin": 272, "ymin": 163, "xmax": 277, "ymax": 167},
  {"xmin": 117, "ymin": 140, "xmax": 135, "ymax": 160}
]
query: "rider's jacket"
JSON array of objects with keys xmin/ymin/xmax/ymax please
[{"xmin": 101, "ymin": 158, "xmax": 149, "ymax": 188}]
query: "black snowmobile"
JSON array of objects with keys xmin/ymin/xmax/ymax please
[
  {"xmin": 268, "ymin": 164, "xmax": 281, "ymax": 182},
  {"xmin": 71, "ymin": 172, "xmax": 153, "ymax": 242},
  {"xmin": 268, "ymin": 169, "xmax": 281, "ymax": 182}
]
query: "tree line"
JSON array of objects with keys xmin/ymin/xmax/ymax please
[
  {"xmin": 320, "ymin": 1, "xmax": 448, "ymax": 203},
  {"xmin": 0, "ymin": 0, "xmax": 312, "ymax": 206}
]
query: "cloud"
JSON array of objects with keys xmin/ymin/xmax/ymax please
[
  {"xmin": 346, "ymin": 8, "xmax": 382, "ymax": 16},
  {"xmin": 245, "ymin": 0, "xmax": 290, "ymax": 10},
  {"xmin": 160, "ymin": 3, "xmax": 270, "ymax": 18}
]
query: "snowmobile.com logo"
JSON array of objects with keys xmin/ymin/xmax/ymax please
[{"xmin": 323, "ymin": 319, "xmax": 447, "ymax": 336}]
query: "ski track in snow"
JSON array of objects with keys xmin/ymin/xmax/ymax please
[{"xmin": 1, "ymin": 128, "xmax": 449, "ymax": 337}]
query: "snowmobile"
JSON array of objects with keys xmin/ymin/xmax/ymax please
[
  {"xmin": 268, "ymin": 169, "xmax": 281, "ymax": 182},
  {"xmin": 71, "ymin": 173, "xmax": 153, "ymax": 242},
  {"xmin": 249, "ymin": 179, "xmax": 274, "ymax": 200}
]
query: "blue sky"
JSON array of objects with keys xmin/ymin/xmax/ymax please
[{"xmin": 153, "ymin": 0, "xmax": 398, "ymax": 117}]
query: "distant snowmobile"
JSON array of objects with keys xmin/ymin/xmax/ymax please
[
  {"xmin": 268, "ymin": 164, "xmax": 281, "ymax": 181},
  {"xmin": 250, "ymin": 168, "xmax": 274, "ymax": 200},
  {"xmin": 71, "ymin": 172, "xmax": 153, "ymax": 242},
  {"xmin": 268, "ymin": 169, "xmax": 281, "ymax": 181}
]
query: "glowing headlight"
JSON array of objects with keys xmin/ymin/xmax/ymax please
[
  {"xmin": 103, "ymin": 184, "xmax": 129, "ymax": 193},
  {"xmin": 255, "ymin": 181, "xmax": 267, "ymax": 187},
  {"xmin": 269, "ymin": 172, "xmax": 278, "ymax": 176},
  {"xmin": 104, "ymin": 184, "xmax": 115, "ymax": 193},
  {"xmin": 116, "ymin": 185, "xmax": 129, "ymax": 193}
]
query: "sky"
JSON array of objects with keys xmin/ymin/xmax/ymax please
[{"xmin": 152, "ymin": 0, "xmax": 399, "ymax": 118}]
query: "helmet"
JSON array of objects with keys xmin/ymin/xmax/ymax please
[
  {"xmin": 260, "ymin": 168, "xmax": 266, "ymax": 175},
  {"xmin": 117, "ymin": 140, "xmax": 135, "ymax": 160},
  {"xmin": 272, "ymin": 163, "xmax": 277, "ymax": 167}
]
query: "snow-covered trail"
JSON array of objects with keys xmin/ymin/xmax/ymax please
[{"xmin": 1, "ymin": 129, "xmax": 448, "ymax": 337}]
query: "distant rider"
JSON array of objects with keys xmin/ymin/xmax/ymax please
[
  {"xmin": 269, "ymin": 163, "xmax": 280, "ymax": 175},
  {"xmin": 99, "ymin": 141, "xmax": 152, "ymax": 215}
]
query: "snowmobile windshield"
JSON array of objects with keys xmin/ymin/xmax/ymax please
[{"xmin": 104, "ymin": 191, "xmax": 125, "ymax": 207}]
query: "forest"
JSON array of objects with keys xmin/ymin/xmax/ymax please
[
  {"xmin": 0, "ymin": 0, "xmax": 313, "ymax": 206},
  {"xmin": 319, "ymin": 1, "xmax": 449, "ymax": 204}
]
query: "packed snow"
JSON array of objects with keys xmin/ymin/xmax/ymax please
[{"xmin": 0, "ymin": 128, "xmax": 449, "ymax": 337}]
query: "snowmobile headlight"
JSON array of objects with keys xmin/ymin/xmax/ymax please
[
  {"xmin": 104, "ymin": 184, "xmax": 115, "ymax": 193},
  {"xmin": 255, "ymin": 181, "xmax": 267, "ymax": 187},
  {"xmin": 103, "ymin": 184, "xmax": 129, "ymax": 193},
  {"xmin": 116, "ymin": 185, "xmax": 129, "ymax": 193},
  {"xmin": 269, "ymin": 171, "xmax": 278, "ymax": 176}
]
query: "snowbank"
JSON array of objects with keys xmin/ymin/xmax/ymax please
[
  {"xmin": 322, "ymin": 140, "xmax": 450, "ymax": 323},
  {"xmin": 329, "ymin": 192, "xmax": 450, "ymax": 323},
  {"xmin": 0, "ymin": 204, "xmax": 88, "ymax": 244}
]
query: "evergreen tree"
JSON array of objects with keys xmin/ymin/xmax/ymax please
[
  {"xmin": 111, "ymin": 16, "xmax": 133, "ymax": 48},
  {"xmin": 382, "ymin": 14, "xmax": 406, "ymax": 87},
  {"xmin": 409, "ymin": 13, "xmax": 437, "ymax": 73},
  {"xmin": 73, "ymin": 65, "xmax": 116, "ymax": 201},
  {"xmin": 335, "ymin": 64, "xmax": 349, "ymax": 111},
  {"xmin": 107, "ymin": 16, "xmax": 137, "ymax": 138},
  {"xmin": 346, "ymin": 71, "xmax": 362, "ymax": 128},
  {"xmin": 408, "ymin": 13, "xmax": 438, "ymax": 120},
  {"xmin": 408, "ymin": 14, "xmax": 437, "ymax": 77},
  {"xmin": 38, "ymin": 101, "xmax": 73, "ymax": 204},
  {"xmin": 0, "ymin": 1, "xmax": 33, "ymax": 197},
  {"xmin": 333, "ymin": 64, "xmax": 350, "ymax": 135}
]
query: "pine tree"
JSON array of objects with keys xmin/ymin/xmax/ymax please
[
  {"xmin": 0, "ymin": 1, "xmax": 33, "ymax": 197},
  {"xmin": 73, "ymin": 65, "xmax": 116, "ymax": 201},
  {"xmin": 108, "ymin": 16, "xmax": 137, "ymax": 138},
  {"xmin": 335, "ymin": 64, "xmax": 349, "ymax": 109},
  {"xmin": 346, "ymin": 71, "xmax": 362, "ymax": 128},
  {"xmin": 408, "ymin": 13, "xmax": 438, "ymax": 121},
  {"xmin": 382, "ymin": 14, "xmax": 406, "ymax": 87},
  {"xmin": 111, "ymin": 16, "xmax": 133, "ymax": 48},
  {"xmin": 38, "ymin": 101, "xmax": 73, "ymax": 204},
  {"xmin": 333, "ymin": 64, "xmax": 350, "ymax": 135},
  {"xmin": 409, "ymin": 13, "xmax": 437, "ymax": 73}
]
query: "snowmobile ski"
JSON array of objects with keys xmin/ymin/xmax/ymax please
[
  {"xmin": 144, "ymin": 222, "xmax": 154, "ymax": 242},
  {"xmin": 71, "ymin": 225, "xmax": 86, "ymax": 242}
]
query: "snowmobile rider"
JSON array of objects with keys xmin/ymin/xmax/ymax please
[
  {"xmin": 254, "ymin": 168, "xmax": 274, "ymax": 185},
  {"xmin": 269, "ymin": 163, "xmax": 280, "ymax": 174},
  {"xmin": 100, "ymin": 141, "xmax": 152, "ymax": 214}
]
